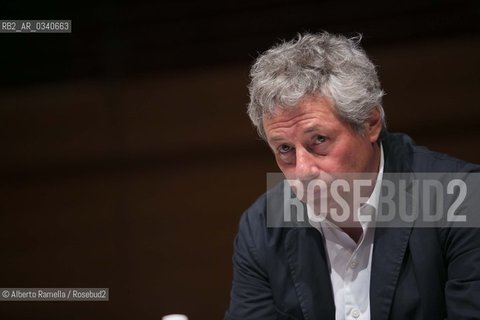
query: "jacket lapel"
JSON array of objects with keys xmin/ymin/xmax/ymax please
[
  {"xmin": 370, "ymin": 131, "xmax": 416, "ymax": 320},
  {"xmin": 285, "ymin": 227, "xmax": 335, "ymax": 320},
  {"xmin": 370, "ymin": 226, "xmax": 412, "ymax": 320}
]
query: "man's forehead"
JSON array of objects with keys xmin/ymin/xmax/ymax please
[
  {"xmin": 268, "ymin": 94, "xmax": 333, "ymax": 116},
  {"xmin": 263, "ymin": 98, "xmax": 337, "ymax": 133}
]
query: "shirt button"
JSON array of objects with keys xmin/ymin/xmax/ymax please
[
  {"xmin": 352, "ymin": 309, "xmax": 360, "ymax": 318},
  {"xmin": 350, "ymin": 259, "xmax": 359, "ymax": 269}
]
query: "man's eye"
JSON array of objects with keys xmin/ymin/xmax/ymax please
[
  {"xmin": 278, "ymin": 144, "xmax": 293, "ymax": 154},
  {"xmin": 315, "ymin": 135, "xmax": 327, "ymax": 144}
]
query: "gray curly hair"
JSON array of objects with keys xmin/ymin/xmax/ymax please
[{"xmin": 247, "ymin": 32, "xmax": 385, "ymax": 139}]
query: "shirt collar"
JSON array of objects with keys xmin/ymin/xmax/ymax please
[{"xmin": 363, "ymin": 142, "xmax": 384, "ymax": 212}]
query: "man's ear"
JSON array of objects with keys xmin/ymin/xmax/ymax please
[{"xmin": 366, "ymin": 107, "xmax": 383, "ymax": 143}]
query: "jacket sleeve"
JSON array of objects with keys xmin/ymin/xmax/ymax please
[
  {"xmin": 443, "ymin": 226, "xmax": 480, "ymax": 319},
  {"xmin": 443, "ymin": 166, "xmax": 480, "ymax": 318},
  {"xmin": 225, "ymin": 208, "xmax": 278, "ymax": 320}
]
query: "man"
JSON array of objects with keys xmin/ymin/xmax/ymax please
[{"xmin": 225, "ymin": 32, "xmax": 480, "ymax": 320}]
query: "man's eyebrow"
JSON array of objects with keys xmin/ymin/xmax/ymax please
[
  {"xmin": 268, "ymin": 125, "xmax": 326, "ymax": 143},
  {"xmin": 269, "ymin": 136, "xmax": 285, "ymax": 143},
  {"xmin": 303, "ymin": 125, "xmax": 324, "ymax": 134}
]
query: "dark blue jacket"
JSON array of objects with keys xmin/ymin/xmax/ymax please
[{"xmin": 225, "ymin": 132, "xmax": 480, "ymax": 320}]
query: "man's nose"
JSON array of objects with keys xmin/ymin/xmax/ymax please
[{"xmin": 294, "ymin": 147, "xmax": 320, "ymax": 181}]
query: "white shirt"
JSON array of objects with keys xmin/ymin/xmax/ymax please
[{"xmin": 311, "ymin": 144, "xmax": 384, "ymax": 320}]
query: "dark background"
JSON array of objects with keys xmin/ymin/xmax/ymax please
[{"xmin": 1, "ymin": 1, "xmax": 479, "ymax": 319}]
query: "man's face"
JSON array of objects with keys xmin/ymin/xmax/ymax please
[{"xmin": 263, "ymin": 95, "xmax": 382, "ymax": 195}]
